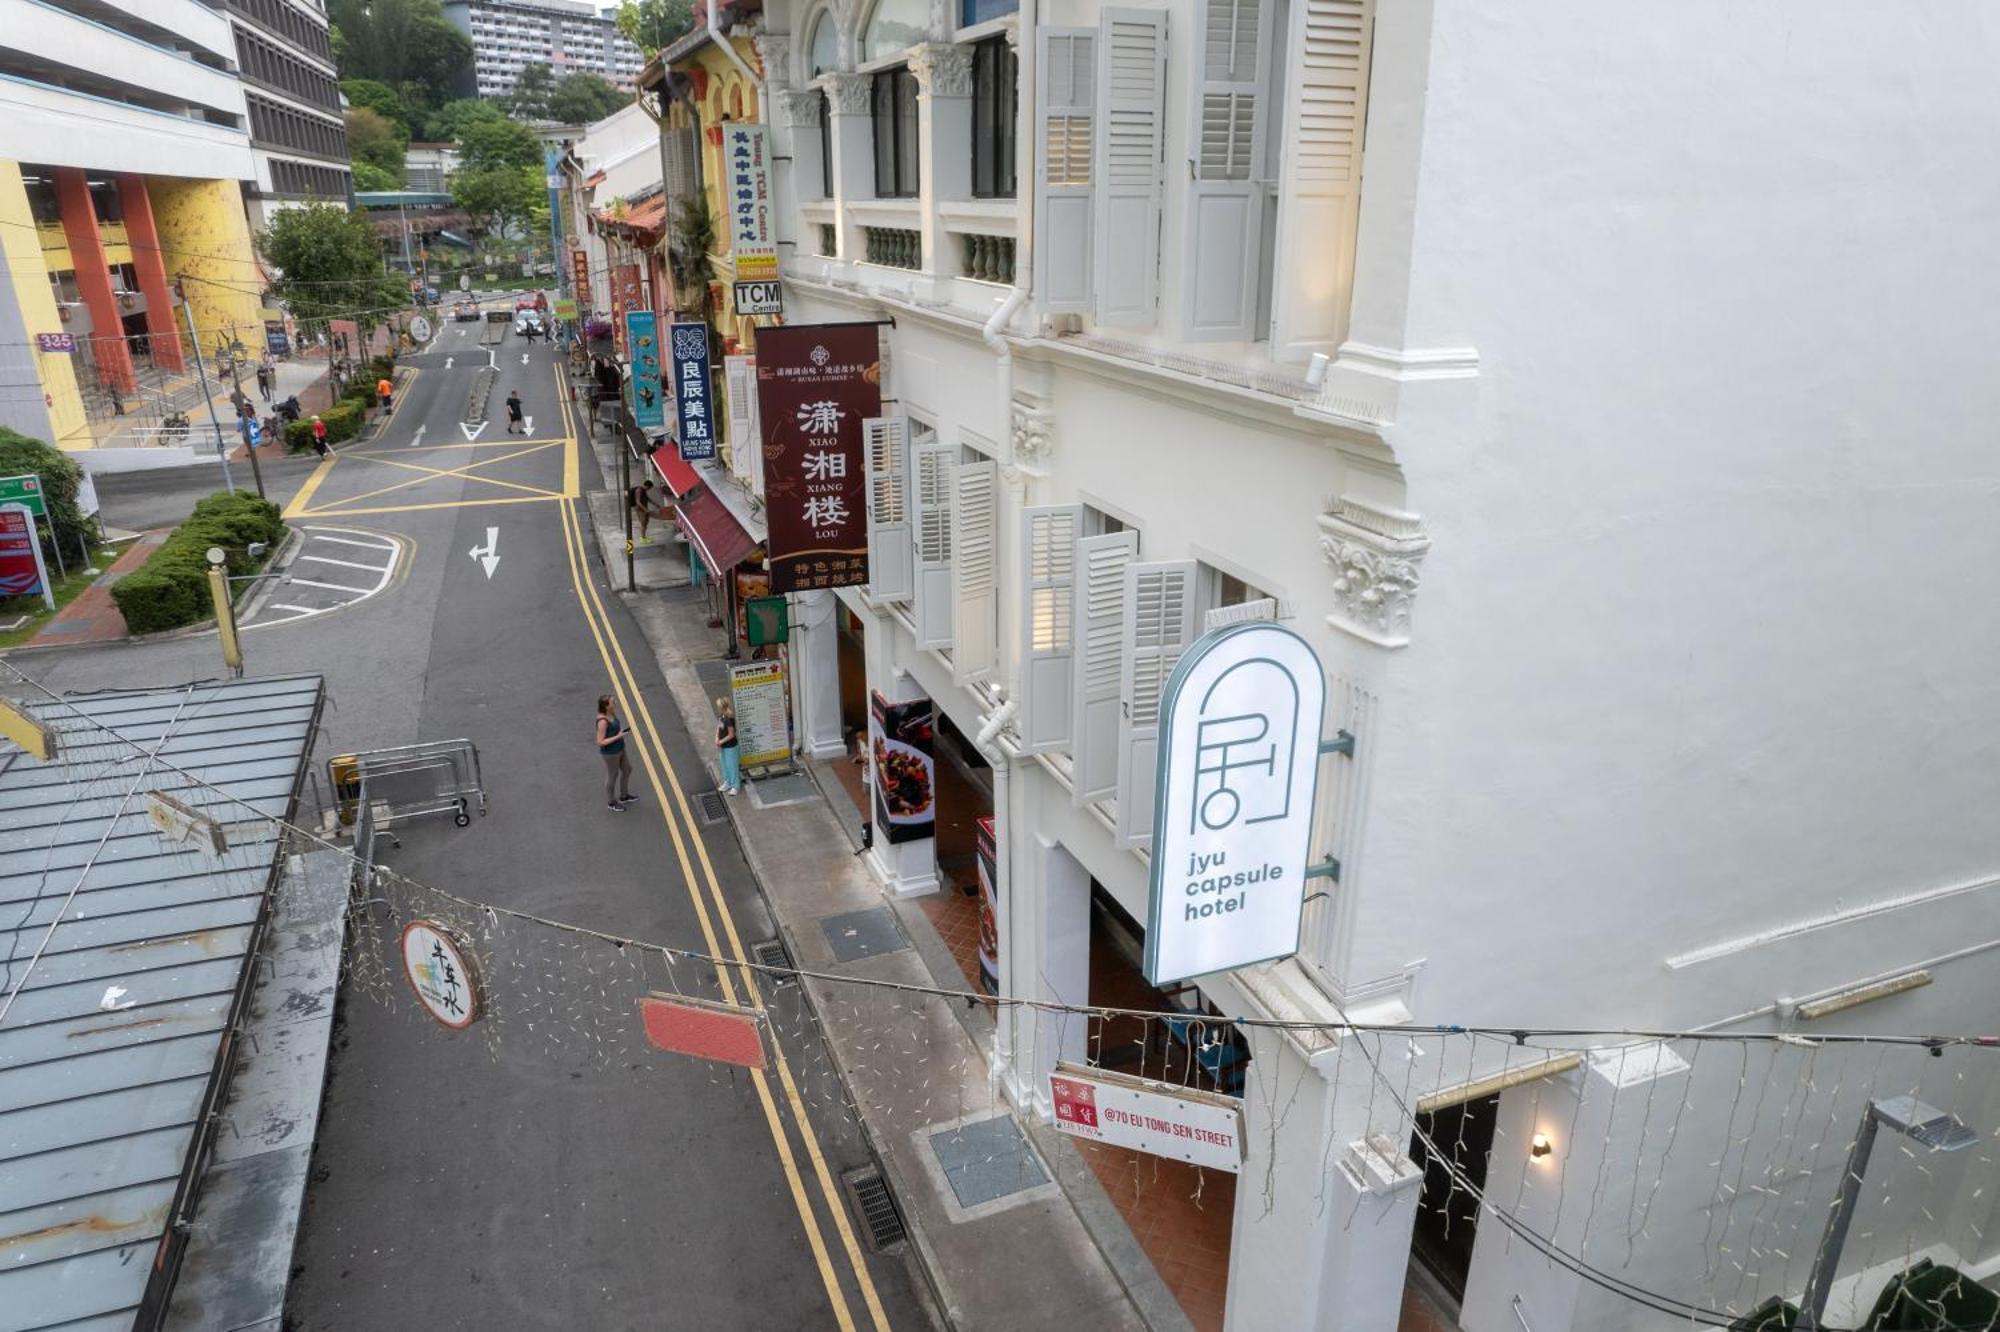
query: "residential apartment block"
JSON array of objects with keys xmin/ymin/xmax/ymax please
[
  {"xmin": 0, "ymin": 0, "xmax": 268, "ymax": 453},
  {"xmin": 644, "ymin": 3, "xmax": 2000, "ymax": 1329},
  {"xmin": 443, "ymin": 0, "xmax": 648, "ymax": 98}
]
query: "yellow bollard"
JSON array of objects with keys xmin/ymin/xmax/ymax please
[{"xmin": 206, "ymin": 549, "xmax": 241, "ymax": 675}]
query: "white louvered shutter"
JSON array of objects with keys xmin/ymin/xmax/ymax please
[
  {"xmin": 1020, "ymin": 505, "xmax": 1081, "ymax": 752},
  {"xmin": 864, "ymin": 415, "xmax": 912, "ymax": 601},
  {"xmin": 1094, "ymin": 9, "xmax": 1167, "ymax": 328},
  {"xmin": 951, "ymin": 459, "xmax": 998, "ymax": 683},
  {"xmin": 1071, "ymin": 530, "xmax": 1138, "ymax": 804},
  {"xmin": 1272, "ymin": 0, "xmax": 1372, "ymax": 356},
  {"xmin": 912, "ymin": 442, "xmax": 956, "ymax": 649},
  {"xmin": 1114, "ymin": 560, "xmax": 1197, "ymax": 846},
  {"xmin": 724, "ymin": 355, "xmax": 761, "ymax": 488},
  {"xmin": 1036, "ymin": 28, "xmax": 1095, "ymax": 314},
  {"xmin": 1185, "ymin": 0, "xmax": 1269, "ymax": 341}
]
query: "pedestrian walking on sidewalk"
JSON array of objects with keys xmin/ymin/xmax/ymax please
[
  {"xmin": 310, "ymin": 415, "xmax": 328, "ymax": 458},
  {"xmin": 505, "ymin": 389, "xmax": 524, "ymax": 434},
  {"xmin": 256, "ymin": 363, "xmax": 273, "ymax": 401},
  {"xmin": 376, "ymin": 375, "xmax": 394, "ymax": 415},
  {"xmin": 596, "ymin": 695, "xmax": 637, "ymax": 811},
  {"xmin": 715, "ymin": 699, "xmax": 740, "ymax": 795},
  {"xmin": 627, "ymin": 477, "xmax": 658, "ymax": 542}
]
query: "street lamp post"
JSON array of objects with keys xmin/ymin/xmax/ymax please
[
  {"xmin": 223, "ymin": 340, "xmax": 268, "ymax": 499},
  {"xmin": 1797, "ymin": 1095, "xmax": 1980, "ymax": 1331},
  {"xmin": 177, "ymin": 281, "xmax": 233, "ymax": 494}
]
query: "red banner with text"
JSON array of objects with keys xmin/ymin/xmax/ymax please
[{"xmin": 754, "ymin": 324, "xmax": 880, "ymax": 592}]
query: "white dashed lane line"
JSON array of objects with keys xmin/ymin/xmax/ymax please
[{"xmin": 244, "ymin": 526, "xmax": 402, "ymax": 627}]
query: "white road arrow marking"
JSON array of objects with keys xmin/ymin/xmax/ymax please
[
  {"xmin": 523, "ymin": 415, "xmax": 533, "ymax": 435},
  {"xmin": 459, "ymin": 420, "xmax": 488, "ymax": 442},
  {"xmin": 411, "ymin": 423, "xmax": 426, "ymax": 447},
  {"xmin": 521, "ymin": 353, "xmax": 531, "ymax": 365},
  {"xmin": 444, "ymin": 356, "xmax": 455, "ymax": 369},
  {"xmin": 469, "ymin": 526, "xmax": 501, "ymax": 579}
]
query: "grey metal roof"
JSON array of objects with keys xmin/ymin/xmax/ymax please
[{"xmin": 0, "ymin": 676, "xmax": 323, "ymax": 1332}]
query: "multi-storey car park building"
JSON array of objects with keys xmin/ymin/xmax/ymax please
[
  {"xmin": 638, "ymin": 2, "xmax": 2000, "ymax": 1329},
  {"xmin": 442, "ymin": 0, "xmax": 648, "ymax": 98},
  {"xmin": 223, "ymin": 0, "xmax": 353, "ymax": 227}
]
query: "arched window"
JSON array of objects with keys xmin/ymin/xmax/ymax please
[
  {"xmin": 861, "ymin": 0, "xmax": 925, "ymax": 63},
  {"xmin": 807, "ymin": 9, "xmax": 839, "ymax": 77}
]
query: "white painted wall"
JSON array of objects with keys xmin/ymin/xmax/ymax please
[{"xmin": 0, "ymin": 84, "xmax": 254, "ymax": 181}]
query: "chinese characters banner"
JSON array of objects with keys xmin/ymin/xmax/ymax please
[
  {"xmin": 571, "ymin": 248, "xmax": 591, "ymax": 313},
  {"xmin": 722, "ymin": 124, "xmax": 777, "ymax": 282},
  {"xmin": 611, "ymin": 264, "xmax": 642, "ymax": 356},
  {"xmin": 670, "ymin": 322, "xmax": 716, "ymax": 459},
  {"xmin": 754, "ymin": 323, "xmax": 880, "ymax": 592}
]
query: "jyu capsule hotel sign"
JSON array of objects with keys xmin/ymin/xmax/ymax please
[{"xmin": 1144, "ymin": 623, "xmax": 1328, "ymax": 987}]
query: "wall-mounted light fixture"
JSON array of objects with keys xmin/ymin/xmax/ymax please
[{"xmin": 1530, "ymin": 1132, "xmax": 1553, "ymax": 1159}]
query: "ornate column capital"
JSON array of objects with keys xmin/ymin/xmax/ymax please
[
  {"xmin": 755, "ymin": 33, "xmax": 791, "ymax": 87},
  {"xmin": 908, "ymin": 43, "xmax": 973, "ymax": 98},
  {"xmin": 1316, "ymin": 496, "xmax": 1431, "ymax": 648},
  {"xmin": 1009, "ymin": 401, "xmax": 1053, "ymax": 475},
  {"xmin": 774, "ymin": 86, "xmax": 825, "ymax": 128},
  {"xmin": 818, "ymin": 72, "xmax": 873, "ymax": 116}
]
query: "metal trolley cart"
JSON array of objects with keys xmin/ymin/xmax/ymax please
[{"xmin": 329, "ymin": 739, "xmax": 486, "ymax": 842}]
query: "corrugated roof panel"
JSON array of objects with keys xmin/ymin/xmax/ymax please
[{"xmin": 0, "ymin": 675, "xmax": 322, "ymax": 1332}]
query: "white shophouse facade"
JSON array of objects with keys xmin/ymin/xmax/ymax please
[{"xmin": 715, "ymin": 2, "xmax": 2000, "ymax": 1328}]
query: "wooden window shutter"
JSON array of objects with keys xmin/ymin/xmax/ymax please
[
  {"xmin": 1071, "ymin": 530, "xmax": 1138, "ymax": 804},
  {"xmin": 912, "ymin": 442, "xmax": 956, "ymax": 649},
  {"xmin": 1114, "ymin": 559, "xmax": 1197, "ymax": 846},
  {"xmin": 1184, "ymin": 0, "xmax": 1269, "ymax": 341},
  {"xmin": 1036, "ymin": 28, "xmax": 1095, "ymax": 313},
  {"xmin": 863, "ymin": 415, "xmax": 912, "ymax": 602},
  {"xmin": 1272, "ymin": 0, "xmax": 1372, "ymax": 356},
  {"xmin": 951, "ymin": 459, "xmax": 999, "ymax": 683},
  {"xmin": 1020, "ymin": 504, "xmax": 1082, "ymax": 752},
  {"xmin": 1093, "ymin": 8, "xmax": 1167, "ymax": 328}
]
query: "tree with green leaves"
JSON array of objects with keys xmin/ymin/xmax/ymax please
[
  {"xmin": 352, "ymin": 161, "xmax": 400, "ymax": 192},
  {"xmin": 507, "ymin": 63, "xmax": 556, "ymax": 120},
  {"xmin": 457, "ymin": 116, "xmax": 544, "ymax": 172},
  {"xmin": 345, "ymin": 107, "xmax": 407, "ymax": 179},
  {"xmin": 329, "ymin": 0, "xmax": 472, "ymax": 105},
  {"xmin": 422, "ymin": 97, "xmax": 504, "ymax": 144},
  {"xmin": 340, "ymin": 79, "xmax": 413, "ymax": 139},
  {"xmin": 548, "ymin": 72, "xmax": 631, "ymax": 125},
  {"xmin": 615, "ymin": 0, "xmax": 697, "ymax": 56},
  {"xmin": 453, "ymin": 166, "xmax": 546, "ymax": 241},
  {"xmin": 260, "ymin": 203, "xmax": 407, "ymax": 330}
]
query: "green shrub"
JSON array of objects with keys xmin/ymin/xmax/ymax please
[
  {"xmin": 369, "ymin": 353, "xmax": 397, "ymax": 378},
  {"xmin": 286, "ymin": 418, "xmax": 316, "ymax": 451},
  {"xmin": 343, "ymin": 382, "xmax": 378, "ymax": 409},
  {"xmin": 110, "ymin": 491, "xmax": 285, "ymax": 633},
  {"xmin": 0, "ymin": 427, "xmax": 88, "ymax": 559},
  {"xmin": 321, "ymin": 401, "xmax": 362, "ymax": 442}
]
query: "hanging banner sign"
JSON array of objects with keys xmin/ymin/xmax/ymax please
[
  {"xmin": 610, "ymin": 263, "xmax": 642, "ymax": 356},
  {"xmin": 399, "ymin": 919, "xmax": 483, "ymax": 1030},
  {"xmin": 733, "ymin": 280, "xmax": 782, "ymax": 317},
  {"xmin": 1049, "ymin": 1062, "xmax": 1245, "ymax": 1173},
  {"xmin": 571, "ymin": 249, "xmax": 591, "ymax": 309},
  {"xmin": 554, "ymin": 298, "xmax": 579, "ymax": 321},
  {"xmin": 869, "ymin": 690, "xmax": 935, "ymax": 845},
  {"xmin": 0, "ymin": 504, "xmax": 51, "ymax": 608},
  {"xmin": 1143, "ymin": 623, "xmax": 1327, "ymax": 986},
  {"xmin": 669, "ymin": 321, "xmax": 715, "ymax": 459},
  {"xmin": 753, "ymin": 323, "xmax": 878, "ymax": 592},
  {"xmin": 624, "ymin": 309, "xmax": 666, "ymax": 430},
  {"xmin": 722, "ymin": 124, "xmax": 777, "ymax": 282},
  {"xmin": 728, "ymin": 660, "xmax": 791, "ymax": 768}
]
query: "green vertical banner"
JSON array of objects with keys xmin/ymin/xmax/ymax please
[{"xmin": 625, "ymin": 310, "xmax": 665, "ymax": 430}]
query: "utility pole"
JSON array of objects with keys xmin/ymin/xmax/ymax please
[
  {"xmin": 178, "ymin": 277, "xmax": 234, "ymax": 494},
  {"xmin": 223, "ymin": 341, "xmax": 267, "ymax": 499}
]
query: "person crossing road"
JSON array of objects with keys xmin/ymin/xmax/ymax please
[{"xmin": 506, "ymin": 389, "xmax": 525, "ymax": 434}]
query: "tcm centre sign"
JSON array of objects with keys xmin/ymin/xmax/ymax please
[{"xmin": 1143, "ymin": 623, "xmax": 1327, "ymax": 986}]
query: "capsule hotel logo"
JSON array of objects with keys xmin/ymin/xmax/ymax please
[{"xmin": 1144, "ymin": 623, "xmax": 1326, "ymax": 986}]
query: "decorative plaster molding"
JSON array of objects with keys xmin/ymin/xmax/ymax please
[
  {"xmin": 1009, "ymin": 401, "xmax": 1053, "ymax": 474},
  {"xmin": 1304, "ymin": 340, "xmax": 1481, "ymax": 433},
  {"xmin": 818, "ymin": 72, "xmax": 873, "ymax": 115},
  {"xmin": 1317, "ymin": 496, "xmax": 1431, "ymax": 648},
  {"xmin": 908, "ymin": 43, "xmax": 973, "ymax": 98},
  {"xmin": 1001, "ymin": 18, "xmax": 1022, "ymax": 48},
  {"xmin": 774, "ymin": 86, "xmax": 824, "ymax": 128},
  {"xmin": 754, "ymin": 33, "xmax": 790, "ymax": 86}
]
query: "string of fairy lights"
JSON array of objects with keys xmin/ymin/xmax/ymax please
[{"xmin": 6, "ymin": 658, "xmax": 1997, "ymax": 1330}]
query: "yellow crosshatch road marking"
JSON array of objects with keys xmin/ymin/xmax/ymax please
[
  {"xmin": 346, "ymin": 436, "xmax": 566, "ymax": 456},
  {"xmin": 286, "ymin": 436, "xmax": 576, "ymax": 518}
]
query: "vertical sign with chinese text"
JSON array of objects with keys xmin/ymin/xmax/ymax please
[
  {"xmin": 571, "ymin": 248, "xmax": 592, "ymax": 313},
  {"xmin": 723, "ymin": 124, "xmax": 778, "ymax": 283},
  {"xmin": 624, "ymin": 310, "xmax": 666, "ymax": 430},
  {"xmin": 754, "ymin": 323, "xmax": 879, "ymax": 591},
  {"xmin": 611, "ymin": 264, "xmax": 642, "ymax": 357},
  {"xmin": 670, "ymin": 322, "xmax": 715, "ymax": 459}
]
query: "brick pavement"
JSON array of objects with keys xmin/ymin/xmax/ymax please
[{"xmin": 30, "ymin": 532, "xmax": 164, "ymax": 645}]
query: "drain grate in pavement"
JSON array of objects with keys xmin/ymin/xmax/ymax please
[
  {"xmin": 845, "ymin": 1169, "xmax": 906, "ymax": 1251},
  {"xmin": 752, "ymin": 937, "xmax": 792, "ymax": 981},
  {"xmin": 696, "ymin": 790, "xmax": 728, "ymax": 824}
]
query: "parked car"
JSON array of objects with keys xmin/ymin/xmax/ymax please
[
  {"xmin": 421, "ymin": 286, "xmax": 441, "ymax": 306},
  {"xmin": 453, "ymin": 300, "xmax": 480, "ymax": 322},
  {"xmin": 513, "ymin": 309, "xmax": 546, "ymax": 337}
]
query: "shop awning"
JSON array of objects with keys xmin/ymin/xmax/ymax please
[
  {"xmin": 674, "ymin": 483, "xmax": 759, "ymax": 579},
  {"xmin": 649, "ymin": 445, "xmax": 701, "ymax": 498}
]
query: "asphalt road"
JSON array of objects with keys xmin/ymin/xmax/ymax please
[{"xmin": 13, "ymin": 312, "xmax": 925, "ymax": 1331}]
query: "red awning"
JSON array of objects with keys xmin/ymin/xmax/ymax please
[
  {"xmin": 673, "ymin": 484, "xmax": 759, "ymax": 579},
  {"xmin": 649, "ymin": 446, "xmax": 701, "ymax": 498}
]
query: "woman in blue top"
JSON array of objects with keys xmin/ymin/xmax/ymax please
[{"xmin": 595, "ymin": 694, "xmax": 637, "ymax": 811}]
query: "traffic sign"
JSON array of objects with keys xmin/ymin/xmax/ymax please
[{"xmin": 0, "ymin": 474, "xmax": 47, "ymax": 520}]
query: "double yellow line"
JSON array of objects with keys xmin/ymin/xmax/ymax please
[{"xmin": 549, "ymin": 368, "xmax": 889, "ymax": 1332}]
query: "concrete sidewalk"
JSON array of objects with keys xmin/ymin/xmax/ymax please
[{"xmin": 582, "ymin": 432, "xmax": 1184, "ymax": 1332}]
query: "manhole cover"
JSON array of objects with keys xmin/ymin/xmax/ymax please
[
  {"xmin": 928, "ymin": 1116, "xmax": 1048, "ymax": 1210},
  {"xmin": 844, "ymin": 1169, "xmax": 905, "ymax": 1251},
  {"xmin": 697, "ymin": 790, "xmax": 727, "ymax": 824},
  {"xmin": 819, "ymin": 907, "xmax": 906, "ymax": 963}
]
